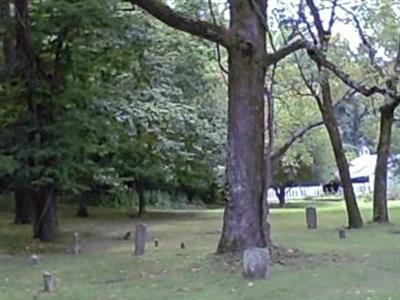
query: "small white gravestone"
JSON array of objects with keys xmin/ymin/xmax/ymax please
[
  {"xmin": 43, "ymin": 272, "xmax": 54, "ymax": 292},
  {"xmin": 31, "ymin": 254, "xmax": 39, "ymax": 265},
  {"xmin": 31, "ymin": 254, "xmax": 39, "ymax": 266},
  {"xmin": 243, "ymin": 247, "xmax": 270, "ymax": 280},
  {"xmin": 73, "ymin": 232, "xmax": 81, "ymax": 255}
]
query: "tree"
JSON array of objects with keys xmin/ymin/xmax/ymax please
[
  {"xmin": 306, "ymin": 0, "xmax": 400, "ymax": 223},
  {"xmin": 104, "ymin": 11, "xmax": 227, "ymax": 217},
  {"xmin": 128, "ymin": 0, "xmax": 306, "ymax": 253},
  {"xmin": 285, "ymin": 0, "xmax": 364, "ymax": 228},
  {"xmin": 2, "ymin": 0, "xmax": 139, "ymax": 240},
  {"xmin": 269, "ymin": 60, "xmax": 335, "ymax": 207}
]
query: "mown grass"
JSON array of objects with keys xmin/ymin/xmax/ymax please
[{"xmin": 1, "ymin": 200, "xmax": 400, "ymax": 300}]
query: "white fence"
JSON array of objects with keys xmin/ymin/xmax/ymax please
[{"xmin": 267, "ymin": 182, "xmax": 372, "ymax": 204}]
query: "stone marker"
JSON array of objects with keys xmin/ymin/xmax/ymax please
[
  {"xmin": 154, "ymin": 239, "xmax": 159, "ymax": 247},
  {"xmin": 305, "ymin": 207, "xmax": 317, "ymax": 229},
  {"xmin": 180, "ymin": 242, "xmax": 185, "ymax": 249},
  {"xmin": 243, "ymin": 247, "xmax": 269, "ymax": 280},
  {"xmin": 31, "ymin": 254, "xmax": 39, "ymax": 265},
  {"xmin": 123, "ymin": 231, "xmax": 131, "ymax": 240},
  {"xmin": 43, "ymin": 272, "xmax": 54, "ymax": 292},
  {"xmin": 134, "ymin": 223, "xmax": 147, "ymax": 256},
  {"xmin": 339, "ymin": 229, "xmax": 346, "ymax": 239},
  {"xmin": 73, "ymin": 232, "xmax": 81, "ymax": 255}
]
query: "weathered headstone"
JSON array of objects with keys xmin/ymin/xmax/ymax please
[
  {"xmin": 305, "ymin": 206, "xmax": 317, "ymax": 229},
  {"xmin": 43, "ymin": 272, "xmax": 54, "ymax": 292},
  {"xmin": 123, "ymin": 231, "xmax": 131, "ymax": 240},
  {"xmin": 154, "ymin": 239, "xmax": 159, "ymax": 247},
  {"xmin": 339, "ymin": 229, "xmax": 346, "ymax": 239},
  {"xmin": 243, "ymin": 247, "xmax": 269, "ymax": 280},
  {"xmin": 180, "ymin": 242, "xmax": 185, "ymax": 249},
  {"xmin": 73, "ymin": 232, "xmax": 81, "ymax": 255},
  {"xmin": 31, "ymin": 254, "xmax": 39, "ymax": 265},
  {"xmin": 134, "ymin": 223, "xmax": 147, "ymax": 256}
]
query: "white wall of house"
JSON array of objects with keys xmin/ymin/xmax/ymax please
[
  {"xmin": 267, "ymin": 146, "xmax": 399, "ymax": 204},
  {"xmin": 267, "ymin": 182, "xmax": 372, "ymax": 204}
]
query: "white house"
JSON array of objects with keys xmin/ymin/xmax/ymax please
[
  {"xmin": 348, "ymin": 146, "xmax": 399, "ymax": 197},
  {"xmin": 267, "ymin": 146, "xmax": 399, "ymax": 203}
]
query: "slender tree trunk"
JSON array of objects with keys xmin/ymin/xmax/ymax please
[
  {"xmin": 76, "ymin": 196, "xmax": 89, "ymax": 218},
  {"xmin": 186, "ymin": 190, "xmax": 194, "ymax": 203},
  {"xmin": 318, "ymin": 79, "xmax": 363, "ymax": 228},
  {"xmin": 217, "ymin": 1, "xmax": 268, "ymax": 253},
  {"xmin": 15, "ymin": 0, "xmax": 59, "ymax": 241},
  {"xmin": 136, "ymin": 180, "xmax": 146, "ymax": 218},
  {"xmin": 14, "ymin": 185, "xmax": 33, "ymax": 224},
  {"xmin": 373, "ymin": 105, "xmax": 395, "ymax": 223},
  {"xmin": 1, "ymin": 0, "xmax": 16, "ymax": 76},
  {"xmin": 274, "ymin": 187, "xmax": 286, "ymax": 208},
  {"xmin": 33, "ymin": 185, "xmax": 58, "ymax": 242}
]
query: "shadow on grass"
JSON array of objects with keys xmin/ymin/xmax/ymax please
[{"xmin": 270, "ymin": 198, "xmax": 343, "ymax": 209}]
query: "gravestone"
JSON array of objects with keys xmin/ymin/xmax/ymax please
[
  {"xmin": 43, "ymin": 272, "xmax": 54, "ymax": 292},
  {"xmin": 123, "ymin": 231, "xmax": 131, "ymax": 240},
  {"xmin": 339, "ymin": 229, "xmax": 346, "ymax": 239},
  {"xmin": 305, "ymin": 207, "xmax": 317, "ymax": 229},
  {"xmin": 134, "ymin": 223, "xmax": 147, "ymax": 256},
  {"xmin": 31, "ymin": 254, "xmax": 39, "ymax": 265},
  {"xmin": 243, "ymin": 247, "xmax": 269, "ymax": 280},
  {"xmin": 73, "ymin": 232, "xmax": 81, "ymax": 255},
  {"xmin": 154, "ymin": 239, "xmax": 159, "ymax": 247}
]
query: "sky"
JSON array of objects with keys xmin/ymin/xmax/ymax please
[{"xmin": 212, "ymin": 0, "xmax": 399, "ymax": 52}]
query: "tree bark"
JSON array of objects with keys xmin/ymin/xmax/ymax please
[
  {"xmin": 14, "ymin": 185, "xmax": 33, "ymax": 224},
  {"xmin": 33, "ymin": 185, "xmax": 58, "ymax": 242},
  {"xmin": 136, "ymin": 180, "xmax": 146, "ymax": 218},
  {"xmin": 1, "ymin": 0, "xmax": 16, "ymax": 76},
  {"xmin": 274, "ymin": 187, "xmax": 286, "ymax": 208},
  {"xmin": 76, "ymin": 197, "xmax": 89, "ymax": 218},
  {"xmin": 318, "ymin": 79, "xmax": 363, "ymax": 228},
  {"xmin": 15, "ymin": 0, "xmax": 60, "ymax": 241},
  {"xmin": 372, "ymin": 105, "xmax": 395, "ymax": 223},
  {"xmin": 217, "ymin": 1, "xmax": 268, "ymax": 253},
  {"xmin": 129, "ymin": 0, "xmax": 306, "ymax": 254}
]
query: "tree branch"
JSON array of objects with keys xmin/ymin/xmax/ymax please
[
  {"xmin": 338, "ymin": 4, "xmax": 384, "ymax": 77},
  {"xmin": 307, "ymin": 50, "xmax": 390, "ymax": 97},
  {"xmin": 207, "ymin": 0, "xmax": 228, "ymax": 75},
  {"xmin": 271, "ymin": 119, "xmax": 324, "ymax": 162},
  {"xmin": 395, "ymin": 37, "xmax": 400, "ymax": 74},
  {"xmin": 129, "ymin": 0, "xmax": 232, "ymax": 47},
  {"xmin": 266, "ymin": 39, "xmax": 307, "ymax": 66},
  {"xmin": 305, "ymin": 0, "xmax": 325, "ymax": 41}
]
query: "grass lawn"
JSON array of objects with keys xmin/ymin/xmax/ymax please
[{"xmin": 1, "ymin": 200, "xmax": 400, "ymax": 300}]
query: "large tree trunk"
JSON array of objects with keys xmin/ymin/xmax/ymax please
[
  {"xmin": 373, "ymin": 105, "xmax": 395, "ymax": 223},
  {"xmin": 33, "ymin": 185, "xmax": 58, "ymax": 242},
  {"xmin": 14, "ymin": 185, "xmax": 33, "ymax": 224},
  {"xmin": 217, "ymin": 1, "xmax": 268, "ymax": 253},
  {"xmin": 129, "ymin": 0, "xmax": 306, "ymax": 254},
  {"xmin": 319, "ymin": 79, "xmax": 363, "ymax": 228}
]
